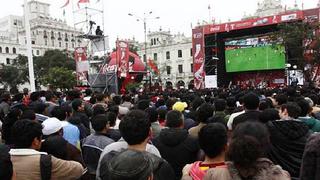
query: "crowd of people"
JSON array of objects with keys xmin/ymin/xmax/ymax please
[{"xmin": 1, "ymin": 86, "xmax": 320, "ymax": 180}]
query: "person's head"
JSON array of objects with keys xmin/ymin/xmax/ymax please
[
  {"xmin": 96, "ymin": 93, "xmax": 107, "ymax": 103},
  {"xmin": 198, "ymin": 123, "xmax": 228, "ymax": 159},
  {"xmin": 297, "ymin": 98, "xmax": 312, "ymax": 117},
  {"xmin": 214, "ymin": 99, "xmax": 226, "ymax": 112},
  {"xmin": 197, "ymin": 103, "xmax": 214, "ymax": 123},
  {"xmin": 275, "ymin": 94, "xmax": 288, "ymax": 107},
  {"xmin": 51, "ymin": 106, "xmax": 66, "ymax": 121},
  {"xmin": 226, "ymin": 96, "xmax": 236, "ymax": 108},
  {"xmin": 12, "ymin": 93, "xmax": 24, "ymax": 103},
  {"xmin": 191, "ymin": 97, "xmax": 205, "ymax": 111},
  {"xmin": 243, "ymin": 93, "xmax": 260, "ymax": 110},
  {"xmin": 172, "ymin": 102, "xmax": 188, "ymax": 112},
  {"xmin": 228, "ymin": 135, "xmax": 263, "ymax": 170},
  {"xmin": 1, "ymin": 93, "xmax": 11, "ymax": 102},
  {"xmin": 93, "ymin": 105, "xmax": 106, "ymax": 117},
  {"xmin": 0, "ymin": 144, "xmax": 14, "ymax": 180},
  {"xmin": 165, "ymin": 110, "xmax": 184, "ymax": 128},
  {"xmin": 106, "ymin": 112, "xmax": 117, "ymax": 127},
  {"xmin": 72, "ymin": 99, "xmax": 84, "ymax": 112},
  {"xmin": 45, "ymin": 91, "xmax": 56, "ymax": 102},
  {"xmin": 259, "ymin": 108, "xmax": 280, "ymax": 123},
  {"xmin": 137, "ymin": 100, "xmax": 150, "ymax": 111},
  {"xmin": 91, "ymin": 114, "xmax": 110, "ymax": 133},
  {"xmin": 123, "ymin": 95, "xmax": 132, "ymax": 103},
  {"xmin": 279, "ymin": 102, "xmax": 301, "ymax": 119},
  {"xmin": 108, "ymin": 105, "xmax": 119, "ymax": 116},
  {"xmin": 30, "ymin": 92, "xmax": 40, "ymax": 102},
  {"xmin": 20, "ymin": 109, "xmax": 36, "ymax": 121},
  {"xmin": 232, "ymin": 121, "xmax": 270, "ymax": 151},
  {"xmin": 145, "ymin": 107, "xmax": 158, "ymax": 123},
  {"xmin": 106, "ymin": 150, "xmax": 153, "ymax": 180},
  {"xmin": 119, "ymin": 110, "xmax": 151, "ymax": 145},
  {"xmin": 84, "ymin": 89, "xmax": 92, "ymax": 97},
  {"xmin": 157, "ymin": 108, "xmax": 167, "ymax": 120},
  {"xmin": 42, "ymin": 118, "xmax": 63, "ymax": 137},
  {"xmin": 11, "ymin": 120, "xmax": 43, "ymax": 150},
  {"xmin": 308, "ymin": 94, "xmax": 319, "ymax": 106},
  {"xmin": 33, "ymin": 103, "xmax": 48, "ymax": 115},
  {"xmin": 113, "ymin": 95, "xmax": 122, "ymax": 105}
]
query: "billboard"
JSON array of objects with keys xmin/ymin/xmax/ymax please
[
  {"xmin": 74, "ymin": 47, "xmax": 89, "ymax": 86},
  {"xmin": 116, "ymin": 40, "xmax": 129, "ymax": 78},
  {"xmin": 192, "ymin": 27, "xmax": 205, "ymax": 89}
]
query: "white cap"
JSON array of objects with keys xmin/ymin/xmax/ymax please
[{"xmin": 42, "ymin": 118, "xmax": 62, "ymax": 136}]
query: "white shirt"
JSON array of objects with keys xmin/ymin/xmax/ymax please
[{"xmin": 227, "ymin": 110, "xmax": 245, "ymax": 130}]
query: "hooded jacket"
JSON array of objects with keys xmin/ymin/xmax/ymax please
[
  {"xmin": 267, "ymin": 120, "xmax": 311, "ymax": 178},
  {"xmin": 153, "ymin": 128, "xmax": 199, "ymax": 179}
]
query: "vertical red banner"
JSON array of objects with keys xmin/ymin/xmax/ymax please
[
  {"xmin": 192, "ymin": 27, "xmax": 205, "ymax": 89},
  {"xmin": 116, "ymin": 40, "xmax": 129, "ymax": 78},
  {"xmin": 74, "ymin": 47, "xmax": 89, "ymax": 86}
]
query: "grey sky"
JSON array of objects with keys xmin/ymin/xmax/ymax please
[{"xmin": 0, "ymin": 0, "xmax": 319, "ymax": 48}]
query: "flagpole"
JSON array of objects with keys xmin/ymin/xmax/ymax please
[{"xmin": 24, "ymin": 0, "xmax": 36, "ymax": 92}]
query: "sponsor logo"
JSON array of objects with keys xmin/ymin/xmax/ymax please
[
  {"xmin": 281, "ymin": 14, "xmax": 297, "ymax": 21},
  {"xmin": 75, "ymin": 47, "xmax": 85, "ymax": 54},
  {"xmin": 193, "ymin": 32, "xmax": 202, "ymax": 39},
  {"xmin": 210, "ymin": 26, "xmax": 221, "ymax": 32},
  {"xmin": 194, "ymin": 57, "xmax": 204, "ymax": 64},
  {"xmin": 102, "ymin": 64, "xmax": 117, "ymax": 73}
]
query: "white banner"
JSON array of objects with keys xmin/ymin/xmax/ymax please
[{"xmin": 205, "ymin": 75, "xmax": 217, "ymax": 88}]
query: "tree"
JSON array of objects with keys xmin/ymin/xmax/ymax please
[
  {"xmin": 0, "ymin": 55, "xmax": 29, "ymax": 91},
  {"xmin": 41, "ymin": 67, "xmax": 76, "ymax": 91},
  {"xmin": 271, "ymin": 21, "xmax": 320, "ymax": 86}
]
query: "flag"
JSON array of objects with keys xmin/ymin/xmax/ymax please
[
  {"xmin": 78, "ymin": 0, "xmax": 89, "ymax": 8},
  {"xmin": 61, "ymin": 0, "xmax": 70, "ymax": 8},
  {"xmin": 148, "ymin": 59, "xmax": 159, "ymax": 74}
]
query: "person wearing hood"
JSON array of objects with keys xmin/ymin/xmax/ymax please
[
  {"xmin": 153, "ymin": 110, "xmax": 199, "ymax": 179},
  {"xmin": 297, "ymin": 98, "xmax": 320, "ymax": 132},
  {"xmin": 266, "ymin": 102, "xmax": 311, "ymax": 179}
]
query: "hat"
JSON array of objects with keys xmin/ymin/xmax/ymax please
[
  {"xmin": 107, "ymin": 150, "xmax": 153, "ymax": 180},
  {"xmin": 172, "ymin": 102, "xmax": 188, "ymax": 112},
  {"xmin": 42, "ymin": 118, "xmax": 62, "ymax": 136}
]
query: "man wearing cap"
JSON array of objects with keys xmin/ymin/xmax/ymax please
[{"xmin": 41, "ymin": 118, "xmax": 85, "ymax": 167}]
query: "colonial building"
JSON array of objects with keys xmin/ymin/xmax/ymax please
[
  {"xmin": 255, "ymin": 0, "xmax": 283, "ymax": 17},
  {"xmin": 137, "ymin": 30, "xmax": 193, "ymax": 88},
  {"xmin": 0, "ymin": 0, "xmax": 83, "ymax": 65}
]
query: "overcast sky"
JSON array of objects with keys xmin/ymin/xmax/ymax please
[{"xmin": 0, "ymin": 0, "xmax": 319, "ymax": 48}]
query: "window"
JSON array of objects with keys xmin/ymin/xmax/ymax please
[
  {"xmin": 59, "ymin": 42, "xmax": 62, "ymax": 47},
  {"xmin": 45, "ymin": 40, "xmax": 47, "ymax": 46},
  {"xmin": 166, "ymin": 51, "xmax": 170, "ymax": 59},
  {"xmin": 178, "ymin": 64, "xmax": 183, "ymax": 73},
  {"xmin": 190, "ymin": 48, "xmax": 193, "ymax": 56},
  {"xmin": 166, "ymin": 66, "xmax": 171, "ymax": 75},
  {"xmin": 143, "ymin": 54, "xmax": 146, "ymax": 62},
  {"xmin": 178, "ymin": 50, "xmax": 182, "ymax": 58},
  {"xmin": 72, "ymin": 43, "xmax": 75, "ymax": 48},
  {"xmin": 32, "ymin": 41, "xmax": 35, "ymax": 45},
  {"xmin": 12, "ymin": 47, "xmax": 16, "ymax": 54},
  {"xmin": 191, "ymin": 63, "xmax": 193, "ymax": 73},
  {"xmin": 153, "ymin": 53, "xmax": 157, "ymax": 61},
  {"xmin": 36, "ymin": 50, "xmax": 40, "ymax": 56},
  {"xmin": 0, "ymin": 47, "xmax": 2, "ymax": 53},
  {"xmin": 66, "ymin": 43, "xmax": 68, "ymax": 48},
  {"xmin": 52, "ymin": 40, "xmax": 54, "ymax": 46},
  {"xmin": 44, "ymin": 30, "xmax": 47, "ymax": 38},
  {"xmin": 5, "ymin": 47, "xmax": 9, "ymax": 53},
  {"xmin": 6, "ymin": 58, "xmax": 10, "ymax": 64},
  {"xmin": 151, "ymin": 39, "xmax": 153, "ymax": 46}
]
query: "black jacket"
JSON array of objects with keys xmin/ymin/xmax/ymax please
[
  {"xmin": 267, "ymin": 120, "xmax": 311, "ymax": 179},
  {"xmin": 232, "ymin": 110, "xmax": 261, "ymax": 129},
  {"xmin": 152, "ymin": 128, "xmax": 199, "ymax": 179},
  {"xmin": 99, "ymin": 150, "xmax": 175, "ymax": 180}
]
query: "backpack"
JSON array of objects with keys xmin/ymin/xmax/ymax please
[{"xmin": 40, "ymin": 154, "xmax": 52, "ymax": 180}]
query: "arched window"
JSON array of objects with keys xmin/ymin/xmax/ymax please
[
  {"xmin": 12, "ymin": 47, "xmax": 16, "ymax": 54},
  {"xmin": 5, "ymin": 47, "xmax": 9, "ymax": 53}
]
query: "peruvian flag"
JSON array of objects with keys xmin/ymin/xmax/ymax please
[
  {"xmin": 148, "ymin": 59, "xmax": 159, "ymax": 74},
  {"xmin": 78, "ymin": 0, "xmax": 90, "ymax": 8}
]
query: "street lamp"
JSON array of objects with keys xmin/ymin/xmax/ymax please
[{"xmin": 128, "ymin": 11, "xmax": 160, "ymax": 91}]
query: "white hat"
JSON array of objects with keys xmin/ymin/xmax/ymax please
[{"xmin": 42, "ymin": 118, "xmax": 62, "ymax": 136}]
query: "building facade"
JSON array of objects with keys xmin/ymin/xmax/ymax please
[
  {"xmin": 137, "ymin": 30, "xmax": 193, "ymax": 88},
  {"xmin": 0, "ymin": 0, "xmax": 83, "ymax": 65}
]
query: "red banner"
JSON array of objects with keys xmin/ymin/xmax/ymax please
[
  {"xmin": 116, "ymin": 40, "xmax": 129, "ymax": 78},
  {"xmin": 74, "ymin": 47, "xmax": 89, "ymax": 86},
  {"xmin": 192, "ymin": 27, "xmax": 205, "ymax": 89},
  {"xmin": 203, "ymin": 11, "xmax": 304, "ymax": 35}
]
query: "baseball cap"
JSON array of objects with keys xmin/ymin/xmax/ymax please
[
  {"xmin": 42, "ymin": 117, "xmax": 62, "ymax": 136},
  {"xmin": 107, "ymin": 150, "xmax": 153, "ymax": 180},
  {"xmin": 172, "ymin": 102, "xmax": 188, "ymax": 112}
]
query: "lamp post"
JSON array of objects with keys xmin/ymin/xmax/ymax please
[{"xmin": 128, "ymin": 12, "xmax": 160, "ymax": 91}]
